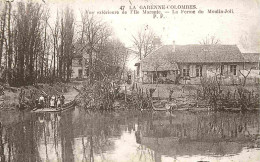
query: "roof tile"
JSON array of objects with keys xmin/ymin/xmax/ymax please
[{"xmin": 141, "ymin": 44, "xmax": 247, "ymax": 71}]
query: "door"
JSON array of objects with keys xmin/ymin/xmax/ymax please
[{"xmin": 78, "ymin": 69, "xmax": 83, "ymax": 79}]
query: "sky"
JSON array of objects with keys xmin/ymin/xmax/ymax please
[
  {"xmin": 43, "ymin": 0, "xmax": 260, "ymax": 50},
  {"xmin": 20, "ymin": 0, "xmax": 260, "ymax": 69},
  {"xmin": 65, "ymin": 0, "xmax": 259, "ymax": 48}
]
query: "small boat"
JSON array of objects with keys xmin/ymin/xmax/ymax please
[
  {"xmin": 152, "ymin": 100, "xmax": 169, "ymax": 111},
  {"xmin": 31, "ymin": 100, "xmax": 76, "ymax": 113},
  {"xmin": 152, "ymin": 100, "xmax": 177, "ymax": 111}
]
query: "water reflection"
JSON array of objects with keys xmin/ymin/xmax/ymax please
[{"xmin": 0, "ymin": 109, "xmax": 260, "ymax": 162}]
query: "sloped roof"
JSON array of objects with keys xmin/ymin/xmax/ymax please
[
  {"xmin": 141, "ymin": 44, "xmax": 245, "ymax": 71},
  {"xmin": 242, "ymin": 53, "xmax": 260, "ymax": 63},
  {"xmin": 141, "ymin": 46, "xmax": 178, "ymax": 71}
]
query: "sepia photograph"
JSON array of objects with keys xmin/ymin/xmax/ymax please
[{"xmin": 0, "ymin": 0, "xmax": 259, "ymax": 161}]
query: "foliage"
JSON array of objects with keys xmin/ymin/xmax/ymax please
[
  {"xmin": 0, "ymin": 1, "xmax": 128, "ymax": 87},
  {"xmin": 132, "ymin": 27, "xmax": 161, "ymax": 60},
  {"xmin": 198, "ymin": 77, "xmax": 259, "ymax": 110},
  {"xmin": 77, "ymin": 12, "xmax": 128, "ymax": 83},
  {"xmin": 77, "ymin": 79, "xmax": 116, "ymax": 110}
]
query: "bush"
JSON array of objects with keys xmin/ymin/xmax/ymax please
[{"xmin": 198, "ymin": 77, "xmax": 259, "ymax": 110}]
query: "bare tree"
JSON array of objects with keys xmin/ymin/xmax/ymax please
[
  {"xmin": 113, "ymin": 40, "xmax": 128, "ymax": 80},
  {"xmin": 40, "ymin": 8, "xmax": 50, "ymax": 81},
  {"xmin": 163, "ymin": 50, "xmax": 181, "ymax": 84},
  {"xmin": 11, "ymin": 2, "xmax": 44, "ymax": 86},
  {"xmin": 239, "ymin": 25, "xmax": 260, "ymax": 52},
  {"xmin": 239, "ymin": 67, "xmax": 254, "ymax": 86},
  {"xmin": 143, "ymin": 30, "xmax": 157, "ymax": 58},
  {"xmin": 0, "ymin": 2, "xmax": 7, "ymax": 68},
  {"xmin": 62, "ymin": 7, "xmax": 74, "ymax": 82},
  {"xmin": 132, "ymin": 29, "xmax": 143, "ymax": 60},
  {"xmin": 80, "ymin": 12, "xmax": 114, "ymax": 83},
  {"xmin": 0, "ymin": 2, "xmax": 128, "ymax": 86},
  {"xmin": 199, "ymin": 34, "xmax": 220, "ymax": 45},
  {"xmin": 6, "ymin": 0, "xmax": 12, "ymax": 84},
  {"xmin": 51, "ymin": 11, "xmax": 59, "ymax": 80},
  {"xmin": 132, "ymin": 27, "xmax": 159, "ymax": 60}
]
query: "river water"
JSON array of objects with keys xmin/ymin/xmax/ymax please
[{"xmin": 0, "ymin": 108, "xmax": 260, "ymax": 162}]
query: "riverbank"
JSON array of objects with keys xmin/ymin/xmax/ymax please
[
  {"xmin": 121, "ymin": 83, "xmax": 205, "ymax": 109},
  {"xmin": 0, "ymin": 81, "xmax": 82, "ymax": 111},
  {"xmin": 122, "ymin": 83, "xmax": 260, "ymax": 110}
]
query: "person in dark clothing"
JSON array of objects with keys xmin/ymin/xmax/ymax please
[
  {"xmin": 57, "ymin": 96, "xmax": 61, "ymax": 108},
  {"xmin": 47, "ymin": 95, "xmax": 51, "ymax": 108},
  {"xmin": 61, "ymin": 95, "xmax": 65, "ymax": 106}
]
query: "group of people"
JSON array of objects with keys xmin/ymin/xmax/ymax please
[{"xmin": 36, "ymin": 94, "xmax": 65, "ymax": 109}]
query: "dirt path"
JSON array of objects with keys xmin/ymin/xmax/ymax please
[{"xmin": 63, "ymin": 88, "xmax": 79, "ymax": 103}]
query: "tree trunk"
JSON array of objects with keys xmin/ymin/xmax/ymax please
[
  {"xmin": 7, "ymin": 2, "xmax": 12, "ymax": 84},
  {"xmin": 0, "ymin": 3, "xmax": 7, "ymax": 68}
]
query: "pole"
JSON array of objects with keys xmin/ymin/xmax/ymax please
[
  {"xmin": 158, "ymin": 87, "xmax": 159, "ymax": 100},
  {"xmin": 125, "ymin": 85, "xmax": 127, "ymax": 102}
]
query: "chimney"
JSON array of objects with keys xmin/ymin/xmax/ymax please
[{"xmin": 172, "ymin": 41, "xmax": 176, "ymax": 52}]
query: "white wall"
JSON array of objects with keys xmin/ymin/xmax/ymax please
[
  {"xmin": 71, "ymin": 67, "xmax": 82, "ymax": 78},
  {"xmin": 239, "ymin": 69, "xmax": 260, "ymax": 78}
]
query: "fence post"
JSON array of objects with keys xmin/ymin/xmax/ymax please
[
  {"xmin": 125, "ymin": 86, "xmax": 127, "ymax": 102},
  {"xmin": 158, "ymin": 87, "xmax": 160, "ymax": 100}
]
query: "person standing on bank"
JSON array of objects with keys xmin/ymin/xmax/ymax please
[
  {"xmin": 57, "ymin": 96, "xmax": 61, "ymax": 109},
  {"xmin": 61, "ymin": 95, "xmax": 65, "ymax": 106},
  {"xmin": 39, "ymin": 95, "xmax": 45, "ymax": 108}
]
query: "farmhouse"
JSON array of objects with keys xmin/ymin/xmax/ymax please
[{"xmin": 135, "ymin": 42, "xmax": 259, "ymax": 85}]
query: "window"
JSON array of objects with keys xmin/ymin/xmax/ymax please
[
  {"xmin": 220, "ymin": 65, "xmax": 224, "ymax": 75},
  {"xmin": 136, "ymin": 65, "xmax": 140, "ymax": 76},
  {"xmin": 78, "ymin": 59, "xmax": 82, "ymax": 66},
  {"xmin": 162, "ymin": 71, "xmax": 167, "ymax": 77},
  {"xmin": 78, "ymin": 69, "xmax": 83, "ymax": 78},
  {"xmin": 170, "ymin": 70, "xmax": 178, "ymax": 75},
  {"xmin": 183, "ymin": 69, "xmax": 190, "ymax": 77},
  {"xmin": 173, "ymin": 70, "xmax": 179, "ymax": 75},
  {"xmin": 230, "ymin": 65, "xmax": 237, "ymax": 75},
  {"xmin": 85, "ymin": 68, "xmax": 89, "ymax": 76},
  {"xmin": 196, "ymin": 65, "xmax": 202, "ymax": 77}
]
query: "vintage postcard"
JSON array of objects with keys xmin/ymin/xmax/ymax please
[{"xmin": 0, "ymin": 0, "xmax": 259, "ymax": 161}]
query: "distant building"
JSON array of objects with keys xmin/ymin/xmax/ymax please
[
  {"xmin": 71, "ymin": 44, "xmax": 124, "ymax": 80},
  {"xmin": 135, "ymin": 42, "xmax": 259, "ymax": 85},
  {"xmin": 71, "ymin": 54, "xmax": 88, "ymax": 79},
  {"xmin": 71, "ymin": 41, "xmax": 91, "ymax": 80}
]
